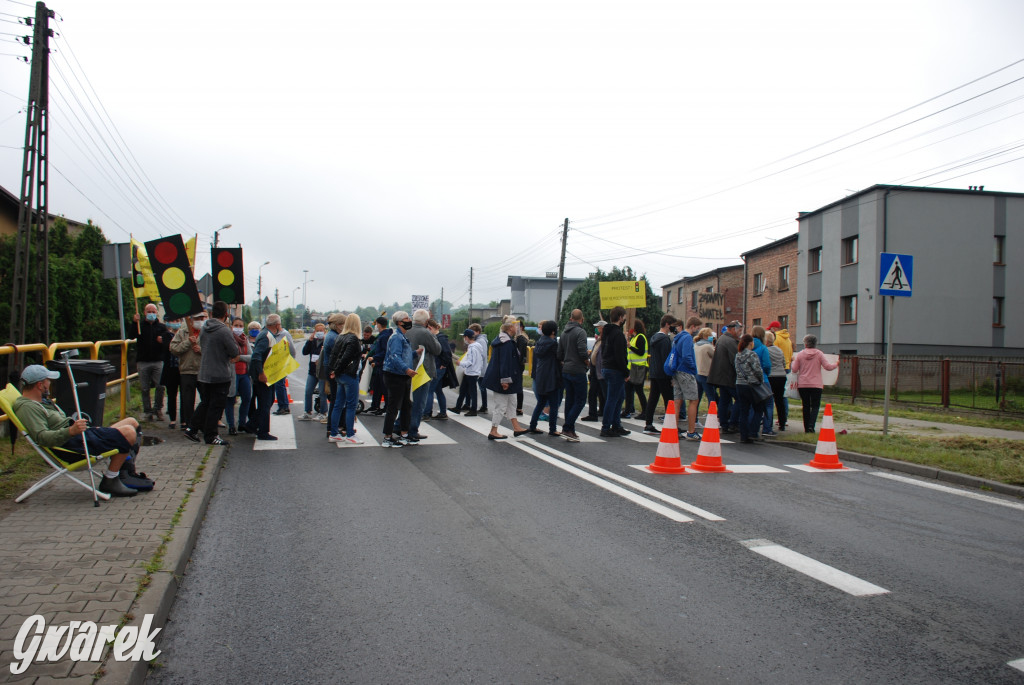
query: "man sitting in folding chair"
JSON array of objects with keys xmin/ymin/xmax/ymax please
[{"xmin": 12, "ymin": 365, "xmax": 140, "ymax": 498}]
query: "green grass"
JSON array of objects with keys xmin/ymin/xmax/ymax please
[
  {"xmin": 775, "ymin": 431, "xmax": 1024, "ymax": 486},
  {"xmin": 833, "ymin": 388, "xmax": 1021, "ymax": 413},
  {"xmin": 820, "ymin": 400, "xmax": 1024, "ymax": 432}
]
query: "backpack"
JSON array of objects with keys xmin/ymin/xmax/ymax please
[{"xmin": 663, "ymin": 349, "xmax": 678, "ymax": 376}]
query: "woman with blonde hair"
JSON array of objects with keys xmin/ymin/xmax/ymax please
[
  {"xmin": 327, "ymin": 313, "xmax": 364, "ymax": 444},
  {"xmin": 482, "ymin": 316, "xmax": 527, "ymax": 440}
]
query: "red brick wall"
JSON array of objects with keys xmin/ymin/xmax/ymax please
[
  {"xmin": 662, "ymin": 267, "xmax": 744, "ymax": 330},
  {"xmin": 745, "ymin": 241, "xmax": 798, "ymax": 331}
]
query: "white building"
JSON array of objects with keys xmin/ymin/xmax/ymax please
[{"xmin": 507, "ymin": 273, "xmax": 586, "ymax": 323}]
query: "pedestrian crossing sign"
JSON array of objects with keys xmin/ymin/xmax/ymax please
[{"xmin": 879, "ymin": 253, "xmax": 913, "ymax": 297}]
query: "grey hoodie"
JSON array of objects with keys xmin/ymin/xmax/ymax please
[
  {"xmin": 558, "ymin": 320, "xmax": 589, "ymax": 375},
  {"xmin": 198, "ymin": 318, "xmax": 239, "ymax": 384}
]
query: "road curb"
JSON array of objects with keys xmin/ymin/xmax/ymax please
[
  {"xmin": 96, "ymin": 444, "xmax": 227, "ymax": 685},
  {"xmin": 775, "ymin": 440, "xmax": 1024, "ymax": 499}
]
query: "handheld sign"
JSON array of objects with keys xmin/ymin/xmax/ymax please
[
  {"xmin": 599, "ymin": 280, "xmax": 646, "ymax": 309},
  {"xmin": 879, "ymin": 253, "xmax": 913, "ymax": 297}
]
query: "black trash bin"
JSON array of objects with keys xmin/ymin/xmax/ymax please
[{"xmin": 45, "ymin": 359, "xmax": 116, "ymax": 425}]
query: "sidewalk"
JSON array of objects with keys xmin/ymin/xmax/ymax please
[
  {"xmin": 0, "ymin": 424, "xmax": 225, "ymax": 684},
  {"xmin": 836, "ymin": 409, "xmax": 1024, "ymax": 441}
]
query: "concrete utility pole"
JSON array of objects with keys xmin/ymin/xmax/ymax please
[
  {"xmin": 274, "ymin": 288, "xmax": 279, "ymax": 314},
  {"xmin": 9, "ymin": 1, "xmax": 53, "ymax": 345},
  {"xmin": 554, "ymin": 217, "xmax": 569, "ymax": 322},
  {"xmin": 469, "ymin": 267, "xmax": 474, "ymax": 324}
]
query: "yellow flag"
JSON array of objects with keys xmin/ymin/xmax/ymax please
[
  {"xmin": 185, "ymin": 235, "xmax": 197, "ymax": 269},
  {"xmin": 264, "ymin": 338, "xmax": 301, "ymax": 386},
  {"xmin": 130, "ymin": 237, "xmax": 162, "ymax": 301}
]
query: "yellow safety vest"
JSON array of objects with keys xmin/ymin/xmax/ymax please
[{"xmin": 626, "ymin": 333, "xmax": 648, "ymax": 367}]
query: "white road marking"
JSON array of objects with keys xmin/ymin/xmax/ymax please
[
  {"xmin": 741, "ymin": 539, "xmax": 889, "ymax": 597},
  {"xmin": 787, "ymin": 464, "xmax": 858, "ymax": 473},
  {"xmin": 1007, "ymin": 658, "xmax": 1024, "ymax": 673},
  {"xmin": 411, "ymin": 421, "xmax": 457, "ymax": 445},
  {"xmin": 871, "ymin": 472, "xmax": 1024, "ymax": 511},
  {"xmin": 253, "ymin": 410, "xmax": 297, "ymax": 450},
  {"xmin": 630, "ymin": 463, "xmax": 787, "ymax": 475}
]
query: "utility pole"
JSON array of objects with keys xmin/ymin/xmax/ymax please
[
  {"xmin": 469, "ymin": 267, "xmax": 474, "ymax": 325},
  {"xmin": 554, "ymin": 218, "xmax": 569, "ymax": 323},
  {"xmin": 9, "ymin": 1, "xmax": 53, "ymax": 345},
  {"xmin": 274, "ymin": 288, "xmax": 279, "ymax": 314},
  {"xmin": 440, "ymin": 286, "xmax": 444, "ymax": 323}
]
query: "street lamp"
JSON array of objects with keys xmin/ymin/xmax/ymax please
[
  {"xmin": 212, "ymin": 223, "xmax": 232, "ymax": 248},
  {"xmin": 302, "ymin": 270, "xmax": 311, "ymax": 329},
  {"xmin": 257, "ymin": 260, "xmax": 270, "ymax": 322}
]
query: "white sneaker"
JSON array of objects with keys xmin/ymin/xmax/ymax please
[
  {"xmin": 328, "ymin": 434, "xmax": 344, "ymax": 442},
  {"xmin": 298, "ymin": 412, "xmax": 314, "ymax": 421},
  {"xmin": 341, "ymin": 436, "xmax": 364, "ymax": 445},
  {"xmin": 318, "ymin": 414, "xmax": 329, "ymax": 423}
]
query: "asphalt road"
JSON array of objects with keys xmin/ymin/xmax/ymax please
[{"xmin": 149, "ymin": 372, "xmax": 1024, "ymax": 684}]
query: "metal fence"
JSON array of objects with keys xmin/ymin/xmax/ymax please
[{"xmin": 830, "ymin": 356, "xmax": 1024, "ymax": 413}]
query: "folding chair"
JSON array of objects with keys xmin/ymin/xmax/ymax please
[{"xmin": 0, "ymin": 383, "xmax": 118, "ymax": 503}]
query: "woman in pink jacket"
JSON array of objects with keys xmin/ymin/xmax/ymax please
[{"xmin": 789, "ymin": 334, "xmax": 838, "ymax": 433}]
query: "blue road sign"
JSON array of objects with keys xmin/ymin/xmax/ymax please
[{"xmin": 879, "ymin": 253, "xmax": 913, "ymax": 297}]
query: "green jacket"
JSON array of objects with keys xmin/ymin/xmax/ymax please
[{"xmin": 13, "ymin": 395, "xmax": 73, "ymax": 448}]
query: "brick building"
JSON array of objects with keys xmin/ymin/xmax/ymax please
[
  {"xmin": 741, "ymin": 233, "xmax": 798, "ymax": 332},
  {"xmin": 661, "ymin": 265, "xmax": 744, "ymax": 330}
]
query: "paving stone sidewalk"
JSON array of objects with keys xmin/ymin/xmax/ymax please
[{"xmin": 0, "ymin": 426, "xmax": 224, "ymax": 684}]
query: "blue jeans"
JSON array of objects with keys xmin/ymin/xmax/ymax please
[
  {"xmin": 562, "ymin": 372, "xmax": 588, "ymax": 433},
  {"xmin": 427, "ymin": 367, "xmax": 448, "ymax": 416},
  {"xmin": 477, "ymin": 376, "xmax": 488, "ymax": 409},
  {"xmin": 531, "ymin": 388, "xmax": 562, "ymax": 432},
  {"xmin": 274, "ymin": 378, "xmax": 289, "ymax": 409},
  {"xmin": 304, "ymin": 373, "xmax": 325, "ymax": 413},
  {"xmin": 763, "ymin": 394, "xmax": 774, "ymax": 432},
  {"xmin": 734, "ymin": 384, "xmax": 762, "ymax": 441},
  {"xmin": 697, "ymin": 374, "xmax": 717, "ymax": 413},
  {"xmin": 602, "ymin": 368, "xmax": 626, "ymax": 430},
  {"xmin": 233, "ymin": 373, "xmax": 252, "ymax": 429},
  {"xmin": 330, "ymin": 374, "xmax": 359, "ymax": 437},
  {"xmin": 405, "ymin": 383, "xmax": 431, "ymax": 436},
  {"xmin": 713, "ymin": 384, "xmax": 737, "ymax": 429}
]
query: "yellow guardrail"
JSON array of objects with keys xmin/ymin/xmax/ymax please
[{"xmin": 1, "ymin": 339, "xmax": 137, "ymax": 424}]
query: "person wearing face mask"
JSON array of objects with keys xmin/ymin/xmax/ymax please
[
  {"xmin": 367, "ymin": 316, "xmax": 392, "ymax": 415},
  {"xmin": 160, "ymin": 316, "xmax": 183, "ymax": 429},
  {"xmin": 299, "ymin": 323, "xmax": 328, "ymax": 421},
  {"xmin": 241, "ymin": 321, "xmax": 262, "ymax": 430},
  {"xmin": 642, "ymin": 314, "xmax": 677, "ymax": 435},
  {"xmin": 245, "ymin": 313, "xmax": 285, "ymax": 440},
  {"xmin": 169, "ymin": 309, "xmax": 208, "ymax": 432},
  {"xmin": 380, "ymin": 311, "xmax": 418, "ymax": 448},
  {"xmin": 184, "ymin": 301, "xmax": 239, "ymax": 445},
  {"xmin": 222, "ymin": 317, "xmax": 253, "ymax": 436},
  {"xmin": 131, "ymin": 303, "xmax": 168, "ymax": 422}
]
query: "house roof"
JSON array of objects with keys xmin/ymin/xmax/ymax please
[
  {"xmin": 740, "ymin": 233, "xmax": 798, "ymax": 259},
  {"xmin": 661, "ymin": 264, "xmax": 743, "ymax": 289},
  {"xmin": 796, "ymin": 184, "xmax": 1024, "ymax": 221}
]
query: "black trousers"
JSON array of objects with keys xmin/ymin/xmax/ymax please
[
  {"xmin": 179, "ymin": 374, "xmax": 198, "ymax": 428},
  {"xmin": 383, "ymin": 372, "xmax": 412, "ymax": 436},
  {"xmin": 190, "ymin": 380, "xmax": 230, "ymax": 442},
  {"xmin": 586, "ymin": 373, "xmax": 605, "ymax": 418},
  {"xmin": 247, "ymin": 379, "xmax": 275, "ymax": 437},
  {"xmin": 799, "ymin": 387, "xmax": 823, "ymax": 432},
  {"xmin": 643, "ymin": 376, "xmax": 674, "ymax": 427},
  {"xmin": 455, "ymin": 374, "xmax": 478, "ymax": 412}
]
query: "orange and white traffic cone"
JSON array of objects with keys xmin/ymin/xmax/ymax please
[
  {"xmin": 286, "ymin": 378, "xmax": 293, "ymax": 404},
  {"xmin": 689, "ymin": 401, "xmax": 732, "ymax": 473},
  {"xmin": 647, "ymin": 400, "xmax": 687, "ymax": 474},
  {"xmin": 806, "ymin": 403, "xmax": 847, "ymax": 470}
]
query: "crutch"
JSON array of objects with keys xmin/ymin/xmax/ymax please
[{"xmin": 61, "ymin": 350, "xmax": 100, "ymax": 507}]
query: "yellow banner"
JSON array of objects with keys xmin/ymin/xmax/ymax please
[
  {"xmin": 264, "ymin": 337, "xmax": 300, "ymax": 386},
  {"xmin": 599, "ymin": 280, "xmax": 646, "ymax": 309},
  {"xmin": 185, "ymin": 235, "xmax": 197, "ymax": 269},
  {"xmin": 130, "ymin": 237, "xmax": 162, "ymax": 301}
]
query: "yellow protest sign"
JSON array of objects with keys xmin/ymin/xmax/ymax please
[
  {"xmin": 185, "ymin": 235, "xmax": 197, "ymax": 269},
  {"xmin": 410, "ymin": 347, "xmax": 431, "ymax": 394},
  {"xmin": 264, "ymin": 337, "xmax": 300, "ymax": 386},
  {"xmin": 130, "ymin": 237, "xmax": 162, "ymax": 301},
  {"xmin": 599, "ymin": 280, "xmax": 646, "ymax": 309}
]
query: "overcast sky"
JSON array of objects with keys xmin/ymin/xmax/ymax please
[{"xmin": 1, "ymin": 0, "xmax": 1023, "ymax": 314}]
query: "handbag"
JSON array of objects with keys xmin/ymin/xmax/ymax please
[
  {"xmin": 628, "ymin": 364, "xmax": 648, "ymax": 386},
  {"xmin": 785, "ymin": 370, "xmax": 800, "ymax": 399},
  {"xmin": 753, "ymin": 380, "xmax": 773, "ymax": 404}
]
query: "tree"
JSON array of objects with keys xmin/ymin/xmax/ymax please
[{"xmin": 557, "ymin": 266, "xmax": 664, "ymax": 332}]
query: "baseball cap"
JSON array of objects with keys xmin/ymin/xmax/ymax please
[
  {"xmin": 21, "ymin": 364, "xmax": 60, "ymax": 384},
  {"xmin": 726, "ymin": 320, "xmax": 743, "ymax": 329},
  {"xmin": 462, "ymin": 328, "xmax": 476, "ymax": 339},
  {"xmin": 595, "ymin": 320, "xmax": 607, "ymax": 327},
  {"xmin": 768, "ymin": 320, "xmax": 782, "ymax": 330}
]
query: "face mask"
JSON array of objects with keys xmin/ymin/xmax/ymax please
[
  {"xmin": 669, "ymin": 326, "xmax": 677, "ymax": 334},
  {"xmin": 192, "ymin": 321, "xmax": 205, "ymax": 331},
  {"xmin": 233, "ymin": 327, "xmax": 244, "ymax": 336},
  {"xmin": 400, "ymin": 321, "xmax": 412, "ymax": 330},
  {"xmin": 315, "ymin": 332, "xmax": 325, "ymax": 339},
  {"xmin": 167, "ymin": 322, "xmax": 180, "ymax": 330},
  {"xmin": 249, "ymin": 329, "xmax": 259, "ymax": 338},
  {"xmin": 145, "ymin": 313, "xmax": 157, "ymax": 322}
]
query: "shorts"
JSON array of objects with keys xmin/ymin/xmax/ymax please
[
  {"xmin": 671, "ymin": 371, "xmax": 699, "ymax": 402},
  {"xmin": 61, "ymin": 427, "xmax": 131, "ymax": 455}
]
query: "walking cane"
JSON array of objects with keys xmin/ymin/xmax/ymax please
[{"xmin": 61, "ymin": 350, "xmax": 100, "ymax": 507}]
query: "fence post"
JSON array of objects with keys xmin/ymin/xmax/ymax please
[
  {"xmin": 851, "ymin": 356, "xmax": 860, "ymax": 401},
  {"xmin": 941, "ymin": 359, "xmax": 950, "ymax": 408}
]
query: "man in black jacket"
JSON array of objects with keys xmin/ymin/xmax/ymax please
[
  {"xmin": 642, "ymin": 314, "xmax": 676, "ymax": 434},
  {"xmin": 133, "ymin": 303, "xmax": 168, "ymax": 421},
  {"xmin": 600, "ymin": 306, "xmax": 630, "ymax": 437},
  {"xmin": 708, "ymin": 320, "xmax": 742, "ymax": 432}
]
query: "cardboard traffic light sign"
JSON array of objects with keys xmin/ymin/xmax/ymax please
[
  {"xmin": 144, "ymin": 234, "xmax": 203, "ymax": 318},
  {"xmin": 211, "ymin": 247, "xmax": 244, "ymax": 304}
]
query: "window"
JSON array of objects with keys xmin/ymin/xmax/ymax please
[
  {"xmin": 752, "ymin": 318, "xmax": 761, "ymax": 327},
  {"xmin": 691, "ymin": 290, "xmax": 698, "ymax": 309},
  {"xmin": 705, "ymin": 286, "xmax": 713, "ymax": 292},
  {"xmin": 994, "ymin": 297, "xmax": 1004, "ymax": 326},
  {"xmin": 842, "ymin": 236, "xmax": 859, "ymax": 265},
  {"xmin": 777, "ymin": 315, "xmax": 789, "ymax": 330},
  {"xmin": 995, "ymin": 236, "xmax": 1005, "ymax": 265},
  {"xmin": 678, "ymin": 287, "xmax": 684, "ymax": 304},
  {"xmin": 841, "ymin": 295, "xmax": 857, "ymax": 323},
  {"xmin": 778, "ymin": 265, "xmax": 790, "ymax": 291},
  {"xmin": 753, "ymin": 272, "xmax": 764, "ymax": 296},
  {"xmin": 808, "ymin": 300, "xmax": 821, "ymax": 326},
  {"xmin": 809, "ymin": 247, "xmax": 822, "ymax": 273}
]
